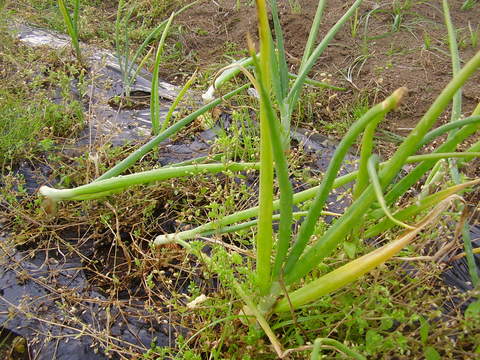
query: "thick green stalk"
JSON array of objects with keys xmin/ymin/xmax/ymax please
[
  {"xmin": 161, "ymin": 71, "xmax": 197, "ymax": 132},
  {"xmin": 418, "ymin": 115, "xmax": 480, "ymax": 148},
  {"xmin": 40, "ymin": 162, "xmax": 259, "ymax": 201},
  {"xmin": 255, "ymin": 0, "xmax": 275, "ymax": 295},
  {"xmin": 96, "ymin": 83, "xmax": 250, "ymax": 181},
  {"xmin": 275, "ymin": 197, "xmax": 459, "ymax": 312},
  {"xmin": 58, "ymin": 0, "xmax": 82, "ymax": 63},
  {"xmin": 251, "ymin": 54, "xmax": 294, "ymax": 281},
  {"xmin": 285, "ymin": 50, "xmax": 480, "ymax": 285},
  {"xmin": 284, "ymin": 88, "xmax": 407, "ymax": 275},
  {"xmin": 299, "ymin": 0, "xmax": 327, "ymax": 72},
  {"xmin": 287, "ymin": 0, "xmax": 363, "ymax": 110},
  {"xmin": 443, "ymin": 0, "xmax": 462, "ymax": 183},
  {"xmin": 353, "ymin": 114, "xmax": 384, "ymax": 199},
  {"xmin": 151, "ymin": 13, "xmax": 174, "ymax": 135}
]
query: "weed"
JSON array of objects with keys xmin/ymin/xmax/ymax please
[
  {"xmin": 469, "ymin": 22, "xmax": 479, "ymax": 48},
  {"xmin": 288, "ymin": 0, "xmax": 301, "ymax": 14},
  {"xmin": 115, "ymin": 0, "xmax": 199, "ymax": 97},
  {"xmin": 423, "ymin": 30, "xmax": 432, "ymax": 50},
  {"xmin": 462, "ymin": 0, "xmax": 478, "ymax": 10},
  {"xmin": 0, "ymin": 33, "xmax": 84, "ymax": 168}
]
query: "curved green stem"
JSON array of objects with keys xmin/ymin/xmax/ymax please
[
  {"xmin": 353, "ymin": 113, "xmax": 384, "ymax": 199},
  {"xmin": 40, "ymin": 162, "xmax": 258, "ymax": 201},
  {"xmin": 368, "ymin": 155, "xmax": 415, "ymax": 230},
  {"xmin": 311, "ymin": 338, "xmax": 366, "ymax": 360},
  {"xmin": 96, "ymin": 83, "xmax": 250, "ymax": 181},
  {"xmin": 283, "ymin": 88, "xmax": 407, "ymax": 275},
  {"xmin": 285, "ymin": 50, "xmax": 480, "ymax": 285},
  {"xmin": 419, "ymin": 115, "xmax": 480, "ymax": 149}
]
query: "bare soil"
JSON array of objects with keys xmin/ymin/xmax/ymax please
[{"xmin": 173, "ymin": 0, "xmax": 480, "ymax": 155}]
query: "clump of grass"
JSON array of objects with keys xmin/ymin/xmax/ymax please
[
  {"xmin": 462, "ymin": 0, "xmax": 478, "ymax": 10},
  {"xmin": 0, "ymin": 31, "xmax": 84, "ymax": 169}
]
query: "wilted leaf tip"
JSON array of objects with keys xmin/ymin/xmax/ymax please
[{"xmin": 383, "ymin": 87, "xmax": 408, "ymax": 110}]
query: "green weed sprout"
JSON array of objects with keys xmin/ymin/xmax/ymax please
[
  {"xmin": 150, "ymin": 15, "xmax": 198, "ymax": 135},
  {"xmin": 462, "ymin": 0, "xmax": 478, "ymax": 10},
  {"xmin": 57, "ymin": 0, "xmax": 82, "ymax": 64}
]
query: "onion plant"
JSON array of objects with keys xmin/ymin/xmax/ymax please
[
  {"xmin": 443, "ymin": 0, "xmax": 479, "ymax": 287},
  {"xmin": 115, "ymin": 0, "xmax": 200, "ymax": 97},
  {"xmin": 40, "ymin": 0, "xmax": 480, "ymax": 356},
  {"xmin": 150, "ymin": 12, "xmax": 174, "ymax": 135},
  {"xmin": 203, "ymin": 0, "xmax": 360, "ymax": 148},
  {"xmin": 155, "ymin": 0, "xmax": 480, "ymax": 355},
  {"xmin": 57, "ymin": 0, "xmax": 82, "ymax": 64}
]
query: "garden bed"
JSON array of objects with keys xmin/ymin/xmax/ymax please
[{"xmin": 1, "ymin": 1, "xmax": 479, "ymax": 359}]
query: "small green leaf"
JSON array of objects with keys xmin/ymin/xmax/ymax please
[
  {"xmin": 231, "ymin": 252, "xmax": 243, "ymax": 265},
  {"xmin": 465, "ymin": 300, "xmax": 480, "ymax": 319},
  {"xmin": 380, "ymin": 318, "xmax": 393, "ymax": 331},
  {"xmin": 365, "ymin": 330, "xmax": 383, "ymax": 354},
  {"xmin": 424, "ymin": 346, "xmax": 441, "ymax": 360},
  {"xmin": 419, "ymin": 316, "xmax": 430, "ymax": 344},
  {"xmin": 344, "ymin": 241, "xmax": 357, "ymax": 258}
]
